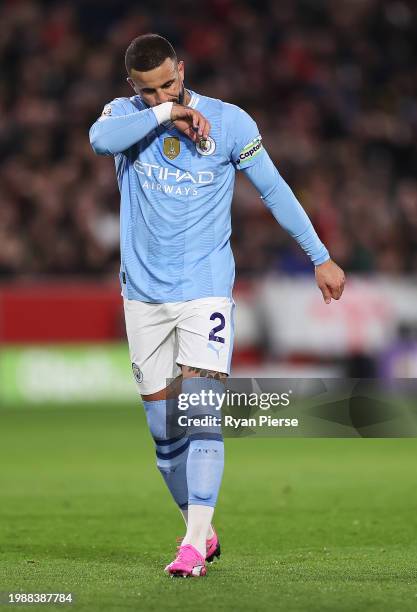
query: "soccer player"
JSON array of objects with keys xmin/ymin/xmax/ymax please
[{"xmin": 89, "ymin": 33, "xmax": 345, "ymax": 577}]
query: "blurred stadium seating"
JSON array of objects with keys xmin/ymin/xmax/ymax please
[{"xmin": 1, "ymin": 0, "xmax": 416, "ymax": 398}]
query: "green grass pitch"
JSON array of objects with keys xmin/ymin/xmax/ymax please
[{"xmin": 1, "ymin": 404, "xmax": 417, "ymax": 611}]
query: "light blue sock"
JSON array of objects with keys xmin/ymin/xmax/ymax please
[
  {"xmin": 143, "ymin": 399, "xmax": 189, "ymax": 509},
  {"xmin": 182, "ymin": 377, "xmax": 225, "ymax": 508}
]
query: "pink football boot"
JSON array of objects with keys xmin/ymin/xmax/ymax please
[
  {"xmin": 175, "ymin": 530, "xmax": 221, "ymax": 563},
  {"xmin": 206, "ymin": 530, "xmax": 221, "ymax": 563},
  {"xmin": 165, "ymin": 544, "xmax": 207, "ymax": 577}
]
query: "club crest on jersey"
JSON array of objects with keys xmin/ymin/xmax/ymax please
[
  {"xmin": 163, "ymin": 136, "xmax": 180, "ymax": 160},
  {"xmin": 196, "ymin": 136, "xmax": 216, "ymax": 156},
  {"xmin": 132, "ymin": 363, "xmax": 143, "ymax": 384}
]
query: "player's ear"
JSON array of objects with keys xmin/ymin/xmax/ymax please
[
  {"xmin": 126, "ymin": 77, "xmax": 137, "ymax": 93},
  {"xmin": 177, "ymin": 60, "xmax": 185, "ymax": 81}
]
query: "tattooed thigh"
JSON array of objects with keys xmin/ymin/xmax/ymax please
[{"xmin": 180, "ymin": 365, "xmax": 228, "ymax": 381}]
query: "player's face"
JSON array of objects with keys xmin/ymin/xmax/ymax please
[{"xmin": 127, "ymin": 58, "xmax": 185, "ymax": 107}]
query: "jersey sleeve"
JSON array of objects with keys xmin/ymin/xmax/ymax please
[
  {"xmin": 224, "ymin": 104, "xmax": 265, "ymax": 170},
  {"xmin": 96, "ymin": 97, "xmax": 133, "ymax": 121},
  {"xmin": 242, "ymin": 152, "xmax": 330, "ymax": 266},
  {"xmin": 89, "ymin": 97, "xmax": 158, "ymax": 156}
]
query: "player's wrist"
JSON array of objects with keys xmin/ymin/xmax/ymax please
[
  {"xmin": 315, "ymin": 256, "xmax": 331, "ymax": 268},
  {"xmin": 313, "ymin": 247, "xmax": 331, "ymax": 267},
  {"xmin": 152, "ymin": 102, "xmax": 174, "ymax": 125}
]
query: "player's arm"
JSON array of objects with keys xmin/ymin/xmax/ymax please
[
  {"xmin": 89, "ymin": 98, "xmax": 162, "ymax": 155},
  {"xmin": 226, "ymin": 105, "xmax": 344, "ymax": 303},
  {"xmin": 89, "ymin": 99, "xmax": 210, "ymax": 155},
  {"xmin": 242, "ymin": 152, "xmax": 345, "ymax": 303},
  {"xmin": 242, "ymin": 152, "xmax": 329, "ymax": 265}
]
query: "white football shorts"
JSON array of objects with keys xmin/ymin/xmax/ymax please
[{"xmin": 123, "ymin": 296, "xmax": 236, "ymax": 395}]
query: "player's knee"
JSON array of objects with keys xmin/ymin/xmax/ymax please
[{"xmin": 181, "ymin": 376, "xmax": 224, "ymax": 412}]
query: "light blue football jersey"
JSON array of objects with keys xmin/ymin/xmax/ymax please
[{"xmin": 94, "ymin": 91, "xmax": 263, "ymax": 302}]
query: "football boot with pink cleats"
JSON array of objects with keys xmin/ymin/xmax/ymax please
[
  {"xmin": 165, "ymin": 544, "xmax": 206, "ymax": 578},
  {"xmin": 205, "ymin": 530, "xmax": 221, "ymax": 563},
  {"xmin": 175, "ymin": 529, "xmax": 221, "ymax": 564}
]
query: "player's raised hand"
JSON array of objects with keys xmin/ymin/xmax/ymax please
[
  {"xmin": 315, "ymin": 259, "xmax": 345, "ymax": 304},
  {"xmin": 171, "ymin": 104, "xmax": 210, "ymax": 143}
]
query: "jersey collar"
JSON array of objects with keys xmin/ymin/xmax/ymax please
[{"xmin": 187, "ymin": 90, "xmax": 200, "ymax": 109}]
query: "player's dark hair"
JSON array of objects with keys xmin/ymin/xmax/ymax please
[{"xmin": 125, "ymin": 34, "xmax": 177, "ymax": 73}]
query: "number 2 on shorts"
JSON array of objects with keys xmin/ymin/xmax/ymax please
[{"xmin": 209, "ymin": 312, "xmax": 225, "ymax": 344}]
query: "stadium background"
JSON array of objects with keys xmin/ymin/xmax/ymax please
[{"xmin": 1, "ymin": 1, "xmax": 417, "ymax": 610}]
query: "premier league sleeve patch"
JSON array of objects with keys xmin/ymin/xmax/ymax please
[
  {"xmin": 98, "ymin": 104, "xmax": 113, "ymax": 121},
  {"xmin": 236, "ymin": 136, "xmax": 263, "ymax": 168}
]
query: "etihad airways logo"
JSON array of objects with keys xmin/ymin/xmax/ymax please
[
  {"xmin": 134, "ymin": 161, "xmax": 214, "ymax": 184},
  {"xmin": 133, "ymin": 160, "xmax": 214, "ymax": 197}
]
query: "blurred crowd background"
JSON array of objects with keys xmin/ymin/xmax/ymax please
[{"xmin": 1, "ymin": 0, "xmax": 416, "ymax": 279}]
